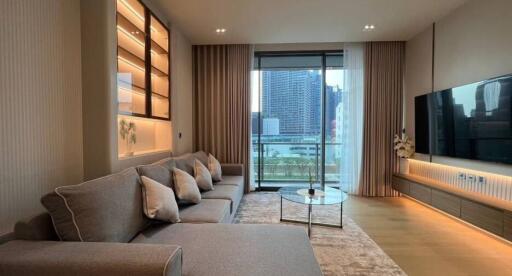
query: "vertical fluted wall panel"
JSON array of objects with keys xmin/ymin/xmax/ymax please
[
  {"xmin": 0, "ymin": 0, "xmax": 83, "ymax": 235},
  {"xmin": 408, "ymin": 160, "xmax": 512, "ymax": 202}
]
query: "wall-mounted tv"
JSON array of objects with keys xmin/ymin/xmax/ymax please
[{"xmin": 415, "ymin": 74, "xmax": 512, "ymax": 164}]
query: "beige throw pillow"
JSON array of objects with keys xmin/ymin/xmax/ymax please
[
  {"xmin": 194, "ymin": 159, "xmax": 214, "ymax": 191},
  {"xmin": 140, "ymin": 176, "xmax": 180, "ymax": 223},
  {"xmin": 208, "ymin": 154, "xmax": 222, "ymax": 182},
  {"xmin": 173, "ymin": 168, "xmax": 201, "ymax": 204}
]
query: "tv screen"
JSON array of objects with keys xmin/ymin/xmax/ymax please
[
  {"xmin": 415, "ymin": 74, "xmax": 512, "ymax": 164},
  {"xmin": 415, "ymin": 94, "xmax": 430, "ymax": 154}
]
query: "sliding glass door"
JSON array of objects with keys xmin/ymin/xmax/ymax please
[
  {"xmin": 324, "ymin": 54, "xmax": 344, "ymax": 184},
  {"xmin": 252, "ymin": 52, "xmax": 343, "ymax": 189}
]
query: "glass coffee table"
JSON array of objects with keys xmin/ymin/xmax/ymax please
[{"xmin": 279, "ymin": 185, "xmax": 348, "ymax": 237}]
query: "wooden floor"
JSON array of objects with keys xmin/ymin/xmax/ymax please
[{"xmin": 343, "ymin": 196, "xmax": 512, "ymax": 276}]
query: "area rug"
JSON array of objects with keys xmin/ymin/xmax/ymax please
[{"xmin": 234, "ymin": 192, "xmax": 406, "ymax": 276}]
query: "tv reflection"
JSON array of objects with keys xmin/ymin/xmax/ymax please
[{"xmin": 431, "ymin": 75, "xmax": 512, "ymax": 163}]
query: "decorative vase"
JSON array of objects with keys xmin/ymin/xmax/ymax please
[
  {"xmin": 308, "ymin": 188, "xmax": 315, "ymax": 195},
  {"xmin": 399, "ymin": 158, "xmax": 409, "ymax": 174},
  {"xmin": 126, "ymin": 140, "xmax": 134, "ymax": 157}
]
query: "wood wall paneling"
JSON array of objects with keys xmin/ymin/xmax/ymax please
[
  {"xmin": 0, "ymin": 0, "xmax": 83, "ymax": 235},
  {"xmin": 408, "ymin": 160, "xmax": 512, "ymax": 202}
]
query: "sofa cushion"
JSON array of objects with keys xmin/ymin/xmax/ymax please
[
  {"xmin": 178, "ymin": 199, "xmax": 230, "ymax": 223},
  {"xmin": 137, "ymin": 164, "xmax": 173, "ymax": 188},
  {"xmin": 173, "ymin": 168, "xmax": 201, "ymax": 204},
  {"xmin": 215, "ymin": 175, "xmax": 244, "ymax": 188},
  {"xmin": 14, "ymin": 213, "xmax": 58, "ymax": 241},
  {"xmin": 141, "ymin": 176, "xmax": 180, "ymax": 223},
  {"xmin": 208, "ymin": 154, "xmax": 223, "ymax": 181},
  {"xmin": 152, "ymin": 157, "xmax": 176, "ymax": 172},
  {"xmin": 201, "ymin": 185, "xmax": 242, "ymax": 213},
  {"xmin": 192, "ymin": 151, "xmax": 209, "ymax": 167},
  {"xmin": 41, "ymin": 168, "xmax": 150, "ymax": 242},
  {"xmin": 194, "ymin": 159, "xmax": 214, "ymax": 191},
  {"xmin": 173, "ymin": 153, "xmax": 195, "ymax": 176},
  {"xmin": 0, "ymin": 240, "xmax": 182, "ymax": 276},
  {"xmin": 131, "ymin": 223, "xmax": 323, "ymax": 276},
  {"xmin": 220, "ymin": 163, "xmax": 244, "ymax": 176}
]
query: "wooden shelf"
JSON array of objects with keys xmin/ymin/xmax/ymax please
[
  {"xmin": 116, "ymin": 0, "xmax": 170, "ymax": 123},
  {"xmin": 152, "ymin": 92, "xmax": 168, "ymax": 99},
  {"xmin": 117, "ymin": 12, "xmax": 145, "ymax": 39},
  {"xmin": 118, "ymin": 46, "xmax": 167, "ymax": 77},
  {"xmin": 118, "ymin": 12, "xmax": 168, "ymax": 56},
  {"xmin": 151, "ymin": 40, "xmax": 167, "ymax": 55},
  {"xmin": 119, "ymin": 148, "xmax": 171, "ymax": 160},
  {"xmin": 118, "ymin": 79, "xmax": 167, "ymax": 99},
  {"xmin": 118, "ymin": 110, "xmax": 146, "ymax": 117},
  {"xmin": 118, "ymin": 79, "xmax": 145, "ymax": 91}
]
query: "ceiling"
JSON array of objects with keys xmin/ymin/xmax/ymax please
[{"xmin": 153, "ymin": 0, "xmax": 468, "ymax": 45}]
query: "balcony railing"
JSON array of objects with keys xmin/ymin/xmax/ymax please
[{"xmin": 252, "ymin": 142, "xmax": 342, "ymax": 185}]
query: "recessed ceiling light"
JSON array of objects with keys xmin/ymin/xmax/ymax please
[
  {"xmin": 364, "ymin": 24, "xmax": 375, "ymax": 31},
  {"xmin": 215, "ymin": 28, "xmax": 226, "ymax": 34}
]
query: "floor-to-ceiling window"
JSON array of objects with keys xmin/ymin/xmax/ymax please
[{"xmin": 251, "ymin": 51, "xmax": 344, "ymax": 189}]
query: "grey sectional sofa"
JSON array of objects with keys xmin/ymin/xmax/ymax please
[{"xmin": 0, "ymin": 151, "xmax": 322, "ymax": 276}]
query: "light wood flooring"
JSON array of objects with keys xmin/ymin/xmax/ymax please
[{"xmin": 344, "ymin": 196, "xmax": 512, "ymax": 276}]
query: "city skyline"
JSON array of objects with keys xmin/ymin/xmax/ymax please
[{"xmin": 251, "ymin": 69, "xmax": 343, "ymax": 139}]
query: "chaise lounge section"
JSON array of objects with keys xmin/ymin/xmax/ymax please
[{"xmin": 0, "ymin": 151, "xmax": 322, "ymax": 276}]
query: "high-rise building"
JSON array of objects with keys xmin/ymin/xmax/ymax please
[
  {"xmin": 326, "ymin": 85, "xmax": 342, "ymax": 141},
  {"xmin": 262, "ymin": 70, "xmax": 322, "ymax": 135}
]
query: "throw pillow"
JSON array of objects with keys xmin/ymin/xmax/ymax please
[
  {"xmin": 140, "ymin": 176, "xmax": 180, "ymax": 223},
  {"xmin": 41, "ymin": 168, "xmax": 149, "ymax": 242},
  {"xmin": 194, "ymin": 159, "xmax": 214, "ymax": 191},
  {"xmin": 208, "ymin": 154, "xmax": 223, "ymax": 182},
  {"xmin": 137, "ymin": 164, "xmax": 173, "ymax": 189},
  {"xmin": 173, "ymin": 168, "xmax": 201, "ymax": 204}
]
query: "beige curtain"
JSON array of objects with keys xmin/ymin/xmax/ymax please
[
  {"xmin": 360, "ymin": 42, "xmax": 405, "ymax": 197},
  {"xmin": 193, "ymin": 44, "xmax": 252, "ymax": 193}
]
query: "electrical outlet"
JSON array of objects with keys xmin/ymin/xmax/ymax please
[
  {"xmin": 478, "ymin": 176, "xmax": 486, "ymax": 185},
  {"xmin": 467, "ymin": 174, "xmax": 476, "ymax": 183},
  {"xmin": 458, "ymin": 172, "xmax": 466, "ymax": 180}
]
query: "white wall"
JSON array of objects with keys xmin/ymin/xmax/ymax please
[
  {"xmin": 147, "ymin": 0, "xmax": 194, "ymax": 156},
  {"xmin": 405, "ymin": 0, "xmax": 512, "ymax": 177},
  {"xmin": 137, "ymin": 0, "xmax": 194, "ymax": 156},
  {"xmin": 0, "ymin": 0, "xmax": 83, "ymax": 236},
  {"xmin": 171, "ymin": 27, "xmax": 194, "ymax": 155}
]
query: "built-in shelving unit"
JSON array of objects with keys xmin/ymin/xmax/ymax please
[{"xmin": 116, "ymin": 0, "xmax": 171, "ymax": 158}]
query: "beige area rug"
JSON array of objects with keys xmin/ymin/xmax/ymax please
[{"xmin": 234, "ymin": 192, "xmax": 406, "ymax": 276}]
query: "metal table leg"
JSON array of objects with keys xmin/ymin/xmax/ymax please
[
  {"xmin": 308, "ymin": 203, "xmax": 312, "ymax": 237},
  {"xmin": 280, "ymin": 196, "xmax": 282, "ymax": 221},
  {"xmin": 340, "ymin": 201, "xmax": 343, "ymax": 228}
]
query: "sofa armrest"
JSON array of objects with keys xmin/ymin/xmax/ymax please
[
  {"xmin": 0, "ymin": 241, "xmax": 182, "ymax": 276},
  {"xmin": 221, "ymin": 163, "xmax": 244, "ymax": 176}
]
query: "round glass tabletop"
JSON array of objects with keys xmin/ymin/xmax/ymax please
[{"xmin": 279, "ymin": 185, "xmax": 348, "ymax": 205}]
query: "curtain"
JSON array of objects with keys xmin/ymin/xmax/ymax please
[
  {"xmin": 360, "ymin": 41, "xmax": 405, "ymax": 197},
  {"xmin": 340, "ymin": 43, "xmax": 365, "ymax": 195},
  {"xmin": 193, "ymin": 44, "xmax": 252, "ymax": 193}
]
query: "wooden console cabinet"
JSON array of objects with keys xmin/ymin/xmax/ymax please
[{"xmin": 393, "ymin": 174, "xmax": 512, "ymax": 242}]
